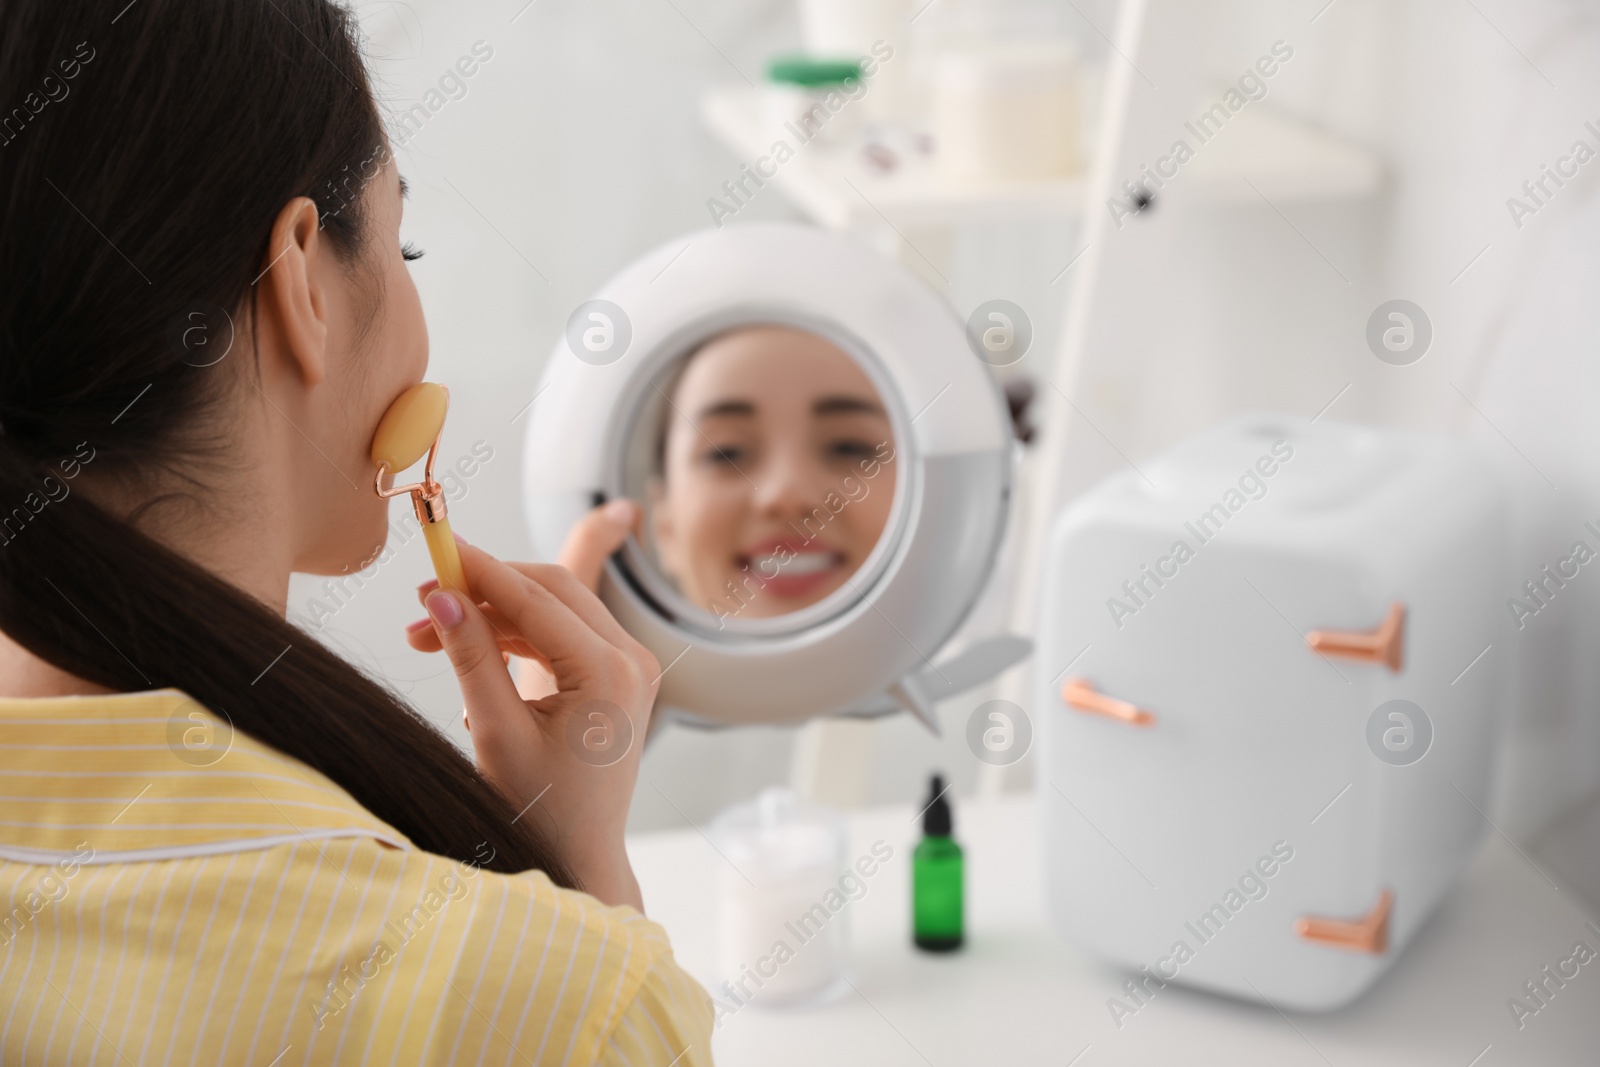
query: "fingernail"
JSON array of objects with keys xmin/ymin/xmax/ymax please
[
  {"xmin": 405, "ymin": 617, "xmax": 432, "ymax": 635},
  {"xmin": 425, "ymin": 590, "xmax": 464, "ymax": 632},
  {"xmin": 416, "ymin": 578, "xmax": 440, "ymax": 595},
  {"xmin": 603, "ymin": 499, "xmax": 637, "ymax": 524},
  {"xmin": 452, "ymin": 531, "xmax": 469, "ymax": 546}
]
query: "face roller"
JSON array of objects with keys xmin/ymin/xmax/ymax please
[{"xmin": 371, "ymin": 382, "xmax": 467, "ymax": 595}]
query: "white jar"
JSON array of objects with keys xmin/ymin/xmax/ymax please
[
  {"xmin": 708, "ymin": 788, "xmax": 850, "ymax": 1007},
  {"xmin": 762, "ymin": 81, "xmax": 865, "ymax": 149},
  {"xmin": 933, "ymin": 40, "xmax": 1080, "ymax": 183},
  {"xmin": 796, "ymin": 0, "xmax": 917, "ymax": 123}
]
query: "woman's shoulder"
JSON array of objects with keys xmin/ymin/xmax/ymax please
[{"xmin": 363, "ymin": 838, "xmax": 676, "ymax": 967}]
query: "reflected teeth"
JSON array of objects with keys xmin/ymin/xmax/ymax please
[{"xmin": 755, "ymin": 551, "xmax": 837, "ymax": 576}]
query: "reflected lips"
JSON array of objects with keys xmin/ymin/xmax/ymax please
[{"xmin": 736, "ymin": 536, "xmax": 846, "ymax": 600}]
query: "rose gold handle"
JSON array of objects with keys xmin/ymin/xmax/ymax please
[
  {"xmin": 1306, "ymin": 602, "xmax": 1405, "ymax": 673},
  {"xmin": 1295, "ymin": 888, "xmax": 1392, "ymax": 954},
  {"xmin": 1061, "ymin": 677, "xmax": 1154, "ymax": 727}
]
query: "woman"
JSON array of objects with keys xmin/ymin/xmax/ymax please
[
  {"xmin": 646, "ymin": 326, "xmax": 898, "ymax": 619},
  {"xmin": 0, "ymin": 1, "xmax": 710, "ymax": 1063}
]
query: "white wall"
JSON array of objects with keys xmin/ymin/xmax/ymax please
[{"xmin": 1377, "ymin": 0, "xmax": 1600, "ymax": 838}]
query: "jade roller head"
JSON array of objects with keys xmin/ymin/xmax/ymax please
[{"xmin": 371, "ymin": 382, "xmax": 467, "ymax": 595}]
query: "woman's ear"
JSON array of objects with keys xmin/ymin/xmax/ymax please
[{"xmin": 255, "ymin": 196, "xmax": 329, "ymax": 386}]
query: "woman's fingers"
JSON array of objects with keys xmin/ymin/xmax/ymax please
[
  {"xmin": 406, "ymin": 602, "xmax": 549, "ymax": 665},
  {"xmin": 557, "ymin": 498, "xmax": 640, "ymax": 592},
  {"xmin": 421, "ymin": 589, "xmax": 528, "ymax": 756},
  {"xmin": 502, "ymin": 560, "xmax": 646, "ymax": 663},
  {"xmin": 410, "ymin": 540, "xmax": 656, "ymax": 731},
  {"xmin": 417, "ymin": 499, "xmax": 643, "ymax": 660},
  {"xmin": 455, "ymin": 541, "xmax": 631, "ymax": 683}
]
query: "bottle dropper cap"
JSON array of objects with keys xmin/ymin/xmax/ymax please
[{"xmin": 922, "ymin": 773, "xmax": 952, "ymax": 837}]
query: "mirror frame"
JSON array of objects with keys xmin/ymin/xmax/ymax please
[{"xmin": 524, "ymin": 223, "xmax": 1014, "ymax": 726}]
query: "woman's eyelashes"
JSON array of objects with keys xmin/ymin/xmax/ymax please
[
  {"xmin": 827, "ymin": 437, "xmax": 879, "ymax": 462},
  {"xmin": 401, "ymin": 242, "xmax": 425, "ymax": 262},
  {"xmin": 699, "ymin": 441, "xmax": 749, "ymax": 468},
  {"xmin": 697, "ymin": 436, "xmax": 878, "ymax": 470}
]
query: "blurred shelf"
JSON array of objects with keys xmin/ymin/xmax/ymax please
[
  {"xmin": 701, "ymin": 86, "xmax": 1382, "ymax": 232},
  {"xmin": 701, "ymin": 86, "xmax": 1088, "ymax": 231}
]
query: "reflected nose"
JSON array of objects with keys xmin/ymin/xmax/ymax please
[{"xmin": 752, "ymin": 445, "xmax": 827, "ymax": 522}]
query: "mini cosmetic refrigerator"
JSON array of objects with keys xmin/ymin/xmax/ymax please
[{"xmin": 1035, "ymin": 415, "xmax": 1508, "ymax": 1011}]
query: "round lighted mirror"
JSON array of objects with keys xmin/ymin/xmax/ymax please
[{"xmin": 524, "ymin": 223, "xmax": 1025, "ymax": 727}]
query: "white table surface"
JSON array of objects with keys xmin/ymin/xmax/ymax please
[{"xmin": 629, "ymin": 795, "xmax": 1600, "ymax": 1066}]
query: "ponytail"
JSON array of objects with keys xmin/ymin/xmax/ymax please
[
  {"xmin": 0, "ymin": 0, "xmax": 576, "ymax": 885},
  {"xmin": 0, "ymin": 445, "xmax": 575, "ymax": 882}
]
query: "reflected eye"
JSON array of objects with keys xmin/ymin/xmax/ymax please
[
  {"xmin": 401, "ymin": 242, "xmax": 425, "ymax": 262},
  {"xmin": 700, "ymin": 443, "xmax": 748, "ymax": 468},
  {"xmin": 827, "ymin": 438, "xmax": 878, "ymax": 461}
]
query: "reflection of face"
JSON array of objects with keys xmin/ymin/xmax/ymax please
[{"xmin": 650, "ymin": 326, "xmax": 897, "ymax": 618}]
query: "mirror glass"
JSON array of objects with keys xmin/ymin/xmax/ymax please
[{"xmin": 618, "ymin": 324, "xmax": 900, "ymax": 626}]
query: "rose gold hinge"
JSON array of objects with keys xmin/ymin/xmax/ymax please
[
  {"xmin": 1306, "ymin": 602, "xmax": 1406, "ymax": 673},
  {"xmin": 1294, "ymin": 888, "xmax": 1393, "ymax": 954},
  {"xmin": 1060, "ymin": 677, "xmax": 1155, "ymax": 727}
]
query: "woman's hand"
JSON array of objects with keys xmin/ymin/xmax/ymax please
[
  {"xmin": 513, "ymin": 499, "xmax": 641, "ymax": 699},
  {"xmin": 403, "ymin": 526, "xmax": 657, "ymax": 911}
]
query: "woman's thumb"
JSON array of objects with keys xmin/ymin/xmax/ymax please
[
  {"xmin": 558, "ymin": 498, "xmax": 640, "ymax": 592},
  {"xmin": 425, "ymin": 589, "xmax": 522, "ymax": 743}
]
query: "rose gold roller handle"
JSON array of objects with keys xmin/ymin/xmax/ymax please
[{"xmin": 1060, "ymin": 677, "xmax": 1155, "ymax": 727}]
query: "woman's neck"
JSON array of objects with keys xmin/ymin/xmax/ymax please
[
  {"xmin": 0, "ymin": 630, "xmax": 114, "ymax": 697},
  {"xmin": 0, "ymin": 476, "xmax": 297, "ymax": 699}
]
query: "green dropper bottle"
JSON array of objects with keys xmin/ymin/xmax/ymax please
[{"xmin": 913, "ymin": 773, "xmax": 964, "ymax": 952}]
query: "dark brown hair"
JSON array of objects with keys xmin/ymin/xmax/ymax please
[{"xmin": 0, "ymin": 0, "xmax": 575, "ymax": 884}]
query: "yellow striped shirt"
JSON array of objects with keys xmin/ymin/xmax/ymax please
[{"xmin": 0, "ymin": 689, "xmax": 713, "ymax": 1065}]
